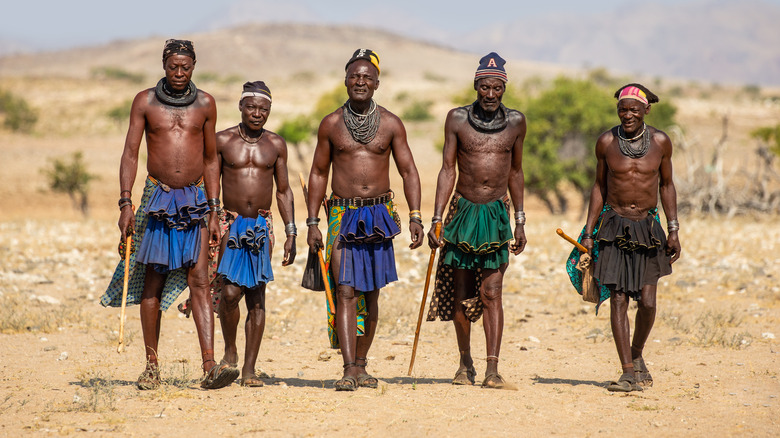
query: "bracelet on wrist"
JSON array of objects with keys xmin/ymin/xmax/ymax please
[
  {"xmin": 306, "ymin": 217, "xmax": 320, "ymax": 227},
  {"xmin": 514, "ymin": 210, "xmax": 526, "ymax": 225},
  {"xmin": 410, "ymin": 217, "xmax": 423, "ymax": 225},
  {"xmin": 285, "ymin": 222, "xmax": 298, "ymax": 237}
]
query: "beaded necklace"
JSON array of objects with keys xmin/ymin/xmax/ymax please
[
  {"xmin": 343, "ymin": 99, "xmax": 380, "ymax": 144},
  {"xmin": 617, "ymin": 123, "xmax": 650, "ymax": 158}
]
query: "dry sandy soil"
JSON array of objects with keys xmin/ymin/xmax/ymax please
[
  {"xmin": 1, "ymin": 25, "xmax": 779, "ymax": 437},
  {"xmin": 1, "ymin": 128, "xmax": 778, "ymax": 437}
]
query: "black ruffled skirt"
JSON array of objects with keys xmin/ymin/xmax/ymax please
[{"xmin": 593, "ymin": 209, "xmax": 672, "ymax": 297}]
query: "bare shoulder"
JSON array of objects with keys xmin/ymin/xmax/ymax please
[
  {"xmin": 195, "ymin": 89, "xmax": 216, "ymax": 107},
  {"xmin": 378, "ymin": 105, "xmax": 404, "ymax": 129},
  {"xmin": 319, "ymin": 108, "xmax": 343, "ymax": 132},
  {"xmin": 264, "ymin": 130, "xmax": 288, "ymax": 151},
  {"xmin": 216, "ymin": 125, "xmax": 238, "ymax": 145},
  {"xmin": 447, "ymin": 106, "xmax": 469, "ymax": 123},
  {"xmin": 649, "ymin": 125, "xmax": 671, "ymax": 144},
  {"xmin": 505, "ymin": 107, "xmax": 526, "ymax": 127},
  {"xmin": 595, "ymin": 127, "xmax": 617, "ymax": 154},
  {"xmin": 132, "ymin": 88, "xmax": 155, "ymax": 107},
  {"xmin": 649, "ymin": 125, "xmax": 673, "ymax": 155}
]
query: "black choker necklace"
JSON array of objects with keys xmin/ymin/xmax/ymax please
[
  {"xmin": 466, "ymin": 101, "xmax": 507, "ymax": 132},
  {"xmin": 155, "ymin": 78, "xmax": 198, "ymax": 107}
]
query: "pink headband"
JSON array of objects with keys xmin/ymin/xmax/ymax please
[{"xmin": 618, "ymin": 86, "xmax": 648, "ymax": 105}]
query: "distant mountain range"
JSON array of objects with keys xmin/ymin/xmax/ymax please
[
  {"xmin": 456, "ymin": 0, "xmax": 780, "ymax": 87},
  {"xmin": 1, "ymin": 0, "xmax": 777, "ymax": 86}
]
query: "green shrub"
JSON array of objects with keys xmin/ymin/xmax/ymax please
[
  {"xmin": 42, "ymin": 151, "xmax": 97, "ymax": 217},
  {"xmin": 0, "ymin": 89, "xmax": 38, "ymax": 131},
  {"xmin": 402, "ymin": 100, "xmax": 434, "ymax": 122}
]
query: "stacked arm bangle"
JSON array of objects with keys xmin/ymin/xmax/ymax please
[{"xmin": 285, "ymin": 222, "xmax": 298, "ymax": 237}]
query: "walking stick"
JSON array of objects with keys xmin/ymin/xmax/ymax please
[
  {"xmin": 117, "ymin": 211, "xmax": 134, "ymax": 353},
  {"xmin": 556, "ymin": 228, "xmax": 587, "ymax": 253},
  {"xmin": 408, "ymin": 222, "xmax": 442, "ymax": 376},
  {"xmin": 298, "ymin": 173, "xmax": 336, "ymax": 312}
]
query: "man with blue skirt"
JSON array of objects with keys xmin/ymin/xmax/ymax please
[
  {"xmin": 101, "ymin": 40, "xmax": 236, "ymax": 390},
  {"xmin": 214, "ymin": 81, "xmax": 297, "ymax": 387},
  {"xmin": 306, "ymin": 49, "xmax": 424, "ymax": 391}
]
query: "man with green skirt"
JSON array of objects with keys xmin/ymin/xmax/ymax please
[{"xmin": 426, "ymin": 52, "xmax": 527, "ymax": 388}]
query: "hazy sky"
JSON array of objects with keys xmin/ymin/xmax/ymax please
[{"xmin": 0, "ymin": 0, "xmax": 709, "ymax": 51}]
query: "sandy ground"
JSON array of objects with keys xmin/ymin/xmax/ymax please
[{"xmin": 0, "ymin": 208, "xmax": 778, "ymax": 437}]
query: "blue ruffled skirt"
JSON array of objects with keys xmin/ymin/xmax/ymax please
[
  {"xmin": 217, "ymin": 214, "xmax": 274, "ymax": 288},
  {"xmin": 136, "ymin": 183, "xmax": 208, "ymax": 273},
  {"xmin": 337, "ymin": 204, "xmax": 401, "ymax": 292}
]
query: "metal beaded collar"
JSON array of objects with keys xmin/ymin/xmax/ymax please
[
  {"xmin": 343, "ymin": 99, "xmax": 380, "ymax": 144},
  {"xmin": 466, "ymin": 101, "xmax": 508, "ymax": 132},
  {"xmin": 155, "ymin": 78, "xmax": 198, "ymax": 107},
  {"xmin": 617, "ymin": 123, "xmax": 650, "ymax": 158}
]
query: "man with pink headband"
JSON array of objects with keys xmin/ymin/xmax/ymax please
[{"xmin": 579, "ymin": 83, "xmax": 681, "ymax": 392}]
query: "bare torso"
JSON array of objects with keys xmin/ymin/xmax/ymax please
[
  {"xmin": 217, "ymin": 126, "xmax": 283, "ymax": 217},
  {"xmin": 142, "ymin": 89, "xmax": 213, "ymax": 188},
  {"xmin": 328, "ymin": 106, "xmax": 395, "ymax": 199},
  {"xmin": 453, "ymin": 108, "xmax": 525, "ymax": 204},
  {"xmin": 602, "ymin": 126, "xmax": 666, "ymax": 220}
]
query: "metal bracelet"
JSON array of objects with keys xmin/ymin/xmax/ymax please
[
  {"xmin": 306, "ymin": 217, "xmax": 320, "ymax": 227},
  {"xmin": 514, "ymin": 210, "xmax": 526, "ymax": 225},
  {"xmin": 410, "ymin": 217, "xmax": 423, "ymax": 225},
  {"xmin": 285, "ymin": 222, "xmax": 298, "ymax": 236},
  {"xmin": 431, "ymin": 215, "xmax": 442, "ymax": 224},
  {"xmin": 207, "ymin": 198, "xmax": 220, "ymax": 207},
  {"xmin": 667, "ymin": 219, "xmax": 679, "ymax": 232}
]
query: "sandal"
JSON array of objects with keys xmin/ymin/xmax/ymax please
[
  {"xmin": 137, "ymin": 364, "xmax": 161, "ymax": 390},
  {"xmin": 334, "ymin": 363, "xmax": 359, "ymax": 391},
  {"xmin": 200, "ymin": 359, "xmax": 239, "ymax": 389},
  {"xmin": 240, "ymin": 375, "xmax": 264, "ymax": 387},
  {"xmin": 452, "ymin": 366, "xmax": 476, "ymax": 385},
  {"xmin": 607, "ymin": 373, "xmax": 643, "ymax": 392},
  {"xmin": 633, "ymin": 357, "xmax": 653, "ymax": 387},
  {"xmin": 355, "ymin": 357, "xmax": 378, "ymax": 388},
  {"xmin": 481, "ymin": 372, "xmax": 506, "ymax": 389}
]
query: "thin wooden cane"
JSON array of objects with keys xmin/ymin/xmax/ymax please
[
  {"xmin": 408, "ymin": 222, "xmax": 442, "ymax": 376},
  {"xmin": 117, "ymin": 209, "xmax": 134, "ymax": 353},
  {"xmin": 298, "ymin": 173, "xmax": 336, "ymax": 312},
  {"xmin": 556, "ymin": 228, "xmax": 588, "ymax": 253}
]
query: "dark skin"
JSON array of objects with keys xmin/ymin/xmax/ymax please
[
  {"xmin": 582, "ymin": 97, "xmax": 681, "ymax": 378},
  {"xmin": 427, "ymin": 77, "xmax": 527, "ymax": 382},
  {"xmin": 117, "ymin": 53, "xmax": 220, "ymax": 379},
  {"xmin": 307, "ymin": 60, "xmax": 424, "ymax": 384},
  {"xmin": 216, "ymin": 96, "xmax": 296, "ymax": 383}
]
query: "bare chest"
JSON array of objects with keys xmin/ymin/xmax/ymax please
[
  {"xmin": 146, "ymin": 105, "xmax": 204, "ymax": 134},
  {"xmin": 458, "ymin": 129, "xmax": 513, "ymax": 155},
  {"xmin": 222, "ymin": 141, "xmax": 277, "ymax": 170},
  {"xmin": 606, "ymin": 141, "xmax": 662, "ymax": 176},
  {"xmin": 331, "ymin": 122, "xmax": 392, "ymax": 156}
]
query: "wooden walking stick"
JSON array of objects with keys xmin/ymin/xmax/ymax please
[
  {"xmin": 117, "ymin": 211, "xmax": 134, "ymax": 353},
  {"xmin": 408, "ymin": 222, "xmax": 442, "ymax": 376},
  {"xmin": 556, "ymin": 228, "xmax": 598, "ymax": 303},
  {"xmin": 298, "ymin": 173, "xmax": 336, "ymax": 312}
]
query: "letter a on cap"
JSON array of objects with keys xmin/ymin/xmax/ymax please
[{"xmin": 487, "ymin": 58, "xmax": 497, "ymax": 68}]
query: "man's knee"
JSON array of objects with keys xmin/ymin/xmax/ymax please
[
  {"xmin": 221, "ymin": 286, "xmax": 243, "ymax": 308},
  {"xmin": 336, "ymin": 286, "xmax": 356, "ymax": 301},
  {"xmin": 638, "ymin": 296, "xmax": 656, "ymax": 314},
  {"xmin": 481, "ymin": 285, "xmax": 503, "ymax": 302}
]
